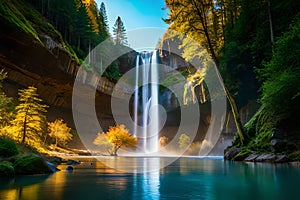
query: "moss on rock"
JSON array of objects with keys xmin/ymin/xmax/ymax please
[{"xmin": 14, "ymin": 154, "xmax": 53, "ymax": 175}]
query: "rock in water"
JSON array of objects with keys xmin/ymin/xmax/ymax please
[
  {"xmin": 45, "ymin": 161, "xmax": 60, "ymax": 172},
  {"xmin": 224, "ymin": 148, "xmax": 241, "ymax": 160},
  {"xmin": 66, "ymin": 165, "xmax": 74, "ymax": 171}
]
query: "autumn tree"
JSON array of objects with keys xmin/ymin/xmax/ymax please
[
  {"xmin": 113, "ymin": 16, "xmax": 128, "ymax": 46},
  {"xmin": 11, "ymin": 86, "xmax": 47, "ymax": 147},
  {"xmin": 93, "ymin": 133, "xmax": 114, "ymax": 155},
  {"xmin": 48, "ymin": 119, "xmax": 73, "ymax": 149},
  {"xmin": 94, "ymin": 124, "xmax": 137, "ymax": 156},
  {"xmin": 178, "ymin": 133, "xmax": 191, "ymax": 150}
]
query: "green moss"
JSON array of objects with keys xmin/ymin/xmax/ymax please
[
  {"xmin": 0, "ymin": 0, "xmax": 79, "ymax": 63},
  {"xmin": 0, "ymin": 138, "xmax": 19, "ymax": 158},
  {"xmin": 0, "ymin": 0, "xmax": 41, "ymax": 43},
  {"xmin": 14, "ymin": 154, "xmax": 52, "ymax": 175},
  {"xmin": 0, "ymin": 161, "xmax": 15, "ymax": 177}
]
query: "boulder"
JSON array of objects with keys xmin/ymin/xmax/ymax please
[
  {"xmin": 65, "ymin": 165, "xmax": 74, "ymax": 171},
  {"xmin": 224, "ymin": 148, "xmax": 241, "ymax": 160},
  {"xmin": 14, "ymin": 154, "xmax": 53, "ymax": 175}
]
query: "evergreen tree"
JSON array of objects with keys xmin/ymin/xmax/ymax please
[
  {"xmin": 12, "ymin": 86, "xmax": 47, "ymax": 145},
  {"xmin": 99, "ymin": 2, "xmax": 109, "ymax": 36},
  {"xmin": 73, "ymin": 4, "xmax": 93, "ymax": 56},
  {"xmin": 113, "ymin": 16, "xmax": 128, "ymax": 46}
]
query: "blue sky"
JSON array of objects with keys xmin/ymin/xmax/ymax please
[
  {"xmin": 95, "ymin": 0, "xmax": 169, "ymax": 49},
  {"xmin": 95, "ymin": 0, "xmax": 169, "ymax": 32}
]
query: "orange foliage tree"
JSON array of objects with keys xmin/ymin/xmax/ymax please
[{"xmin": 94, "ymin": 124, "xmax": 137, "ymax": 156}]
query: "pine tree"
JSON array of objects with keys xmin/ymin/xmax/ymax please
[
  {"xmin": 99, "ymin": 2, "xmax": 109, "ymax": 36},
  {"xmin": 112, "ymin": 16, "xmax": 128, "ymax": 46},
  {"xmin": 12, "ymin": 86, "xmax": 48, "ymax": 145}
]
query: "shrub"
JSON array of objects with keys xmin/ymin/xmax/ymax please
[
  {"xmin": 0, "ymin": 138, "xmax": 19, "ymax": 158},
  {"xmin": 0, "ymin": 161, "xmax": 14, "ymax": 177}
]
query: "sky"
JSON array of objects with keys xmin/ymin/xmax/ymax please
[{"xmin": 95, "ymin": 0, "xmax": 169, "ymax": 50}]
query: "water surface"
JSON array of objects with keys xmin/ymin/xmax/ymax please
[{"xmin": 0, "ymin": 157, "xmax": 299, "ymax": 200}]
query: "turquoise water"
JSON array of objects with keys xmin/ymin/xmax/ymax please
[{"xmin": 1, "ymin": 157, "xmax": 300, "ymax": 200}]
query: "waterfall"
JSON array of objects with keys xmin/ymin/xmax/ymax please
[{"xmin": 133, "ymin": 50, "xmax": 160, "ymax": 153}]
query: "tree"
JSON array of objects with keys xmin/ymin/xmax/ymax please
[
  {"xmin": 178, "ymin": 133, "xmax": 191, "ymax": 150},
  {"xmin": 164, "ymin": 0, "xmax": 246, "ymax": 144},
  {"xmin": 48, "ymin": 119, "xmax": 73, "ymax": 149},
  {"xmin": 93, "ymin": 133, "xmax": 114, "ymax": 155},
  {"xmin": 94, "ymin": 124, "xmax": 137, "ymax": 156},
  {"xmin": 12, "ymin": 86, "xmax": 47, "ymax": 146},
  {"xmin": 112, "ymin": 16, "xmax": 128, "ymax": 46},
  {"xmin": 99, "ymin": 2, "xmax": 109, "ymax": 37},
  {"xmin": 159, "ymin": 136, "xmax": 169, "ymax": 148}
]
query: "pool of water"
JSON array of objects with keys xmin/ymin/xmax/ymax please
[{"xmin": 1, "ymin": 157, "xmax": 300, "ymax": 200}]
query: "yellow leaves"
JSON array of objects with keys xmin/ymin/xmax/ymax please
[
  {"xmin": 106, "ymin": 124, "xmax": 137, "ymax": 149},
  {"xmin": 48, "ymin": 119, "xmax": 72, "ymax": 147},
  {"xmin": 93, "ymin": 124, "xmax": 137, "ymax": 155}
]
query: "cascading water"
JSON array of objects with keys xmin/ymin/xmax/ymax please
[{"xmin": 133, "ymin": 50, "xmax": 160, "ymax": 154}]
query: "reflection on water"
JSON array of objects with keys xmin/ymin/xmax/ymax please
[{"xmin": 1, "ymin": 157, "xmax": 300, "ymax": 200}]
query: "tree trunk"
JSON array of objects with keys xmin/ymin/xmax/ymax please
[
  {"xmin": 224, "ymin": 86, "xmax": 245, "ymax": 144},
  {"xmin": 55, "ymin": 137, "xmax": 58, "ymax": 150},
  {"xmin": 21, "ymin": 116, "xmax": 27, "ymax": 143},
  {"xmin": 268, "ymin": 0, "xmax": 274, "ymax": 52}
]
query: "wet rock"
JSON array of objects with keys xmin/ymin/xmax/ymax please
[
  {"xmin": 255, "ymin": 153, "xmax": 277, "ymax": 162},
  {"xmin": 224, "ymin": 148, "xmax": 241, "ymax": 160},
  {"xmin": 245, "ymin": 153, "xmax": 260, "ymax": 162},
  {"xmin": 274, "ymin": 155, "xmax": 289, "ymax": 163},
  {"xmin": 66, "ymin": 165, "xmax": 74, "ymax": 171},
  {"xmin": 66, "ymin": 159, "xmax": 81, "ymax": 165},
  {"xmin": 45, "ymin": 161, "xmax": 60, "ymax": 172}
]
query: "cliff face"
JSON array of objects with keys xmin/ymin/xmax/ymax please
[{"xmin": 0, "ymin": 1, "xmax": 127, "ymax": 149}]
